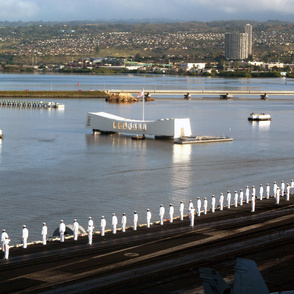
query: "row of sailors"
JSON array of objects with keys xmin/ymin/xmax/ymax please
[
  {"xmin": 2, "ymin": 180, "xmax": 293, "ymax": 259},
  {"xmin": 1, "ymin": 225, "xmax": 31, "ymax": 259}
]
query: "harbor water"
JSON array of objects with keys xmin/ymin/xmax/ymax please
[{"xmin": 1, "ymin": 73, "xmax": 294, "ymax": 244}]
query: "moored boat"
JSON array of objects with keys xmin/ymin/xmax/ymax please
[
  {"xmin": 248, "ymin": 113, "xmax": 271, "ymax": 121},
  {"xmin": 55, "ymin": 103, "xmax": 65, "ymax": 109},
  {"xmin": 131, "ymin": 134, "xmax": 146, "ymax": 140}
]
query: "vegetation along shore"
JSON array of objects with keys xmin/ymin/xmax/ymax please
[{"xmin": 0, "ymin": 90, "xmax": 108, "ymax": 98}]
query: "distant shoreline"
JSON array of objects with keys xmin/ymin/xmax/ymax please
[{"xmin": 1, "ymin": 91, "xmax": 294, "ymax": 101}]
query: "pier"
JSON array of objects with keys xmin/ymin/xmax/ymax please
[
  {"xmin": 0, "ymin": 197, "xmax": 293, "ymax": 293},
  {"xmin": 109, "ymin": 89, "xmax": 294, "ymax": 99}
]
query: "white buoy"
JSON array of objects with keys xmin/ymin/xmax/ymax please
[{"xmin": 0, "ymin": 129, "xmax": 3, "ymax": 139}]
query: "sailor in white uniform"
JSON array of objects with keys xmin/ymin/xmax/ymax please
[
  {"xmin": 1, "ymin": 229, "xmax": 9, "ymax": 253},
  {"xmin": 133, "ymin": 211, "xmax": 138, "ymax": 230},
  {"xmin": 59, "ymin": 220, "xmax": 66, "ymax": 242},
  {"xmin": 266, "ymin": 183, "xmax": 270, "ymax": 199},
  {"xmin": 179, "ymin": 201, "xmax": 184, "ymax": 220},
  {"xmin": 100, "ymin": 216, "xmax": 106, "ymax": 236},
  {"xmin": 121, "ymin": 213, "xmax": 127, "ymax": 232},
  {"xmin": 146, "ymin": 209, "xmax": 152, "ymax": 228},
  {"xmin": 234, "ymin": 191, "xmax": 238, "ymax": 208},
  {"xmin": 239, "ymin": 189, "xmax": 244, "ymax": 206},
  {"xmin": 22, "ymin": 225, "xmax": 29, "ymax": 248},
  {"xmin": 203, "ymin": 197, "xmax": 208, "ymax": 215},
  {"xmin": 226, "ymin": 191, "xmax": 231, "ymax": 209},
  {"xmin": 281, "ymin": 180, "xmax": 285, "ymax": 196},
  {"xmin": 276, "ymin": 187, "xmax": 280, "ymax": 204},
  {"xmin": 73, "ymin": 219, "xmax": 79, "ymax": 241},
  {"xmin": 252, "ymin": 186, "xmax": 256, "ymax": 198},
  {"xmin": 87, "ymin": 225, "xmax": 94, "ymax": 245},
  {"xmin": 291, "ymin": 179, "xmax": 294, "ymax": 195},
  {"xmin": 245, "ymin": 186, "xmax": 250, "ymax": 203},
  {"xmin": 159, "ymin": 204, "xmax": 165, "ymax": 225},
  {"xmin": 251, "ymin": 194, "xmax": 256, "ymax": 212},
  {"xmin": 219, "ymin": 193, "xmax": 224, "ymax": 211},
  {"xmin": 189, "ymin": 206, "xmax": 195, "ymax": 226},
  {"xmin": 188, "ymin": 200, "xmax": 194, "ymax": 212},
  {"xmin": 259, "ymin": 184, "xmax": 263, "ymax": 200},
  {"xmin": 196, "ymin": 197, "xmax": 201, "ymax": 216},
  {"xmin": 286, "ymin": 184, "xmax": 290, "ymax": 201},
  {"xmin": 112, "ymin": 213, "xmax": 118, "ymax": 234},
  {"xmin": 273, "ymin": 181, "xmax": 277, "ymax": 198},
  {"xmin": 211, "ymin": 195, "xmax": 216, "ymax": 213},
  {"xmin": 3, "ymin": 236, "xmax": 10, "ymax": 259},
  {"xmin": 88, "ymin": 217, "xmax": 94, "ymax": 228},
  {"xmin": 169, "ymin": 204, "xmax": 174, "ymax": 223},
  {"xmin": 41, "ymin": 223, "xmax": 47, "ymax": 245}
]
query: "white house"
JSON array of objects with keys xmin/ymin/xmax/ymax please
[{"xmin": 180, "ymin": 63, "xmax": 206, "ymax": 71}]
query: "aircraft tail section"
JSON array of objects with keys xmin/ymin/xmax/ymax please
[
  {"xmin": 199, "ymin": 267, "xmax": 231, "ymax": 294},
  {"xmin": 232, "ymin": 258, "xmax": 270, "ymax": 294}
]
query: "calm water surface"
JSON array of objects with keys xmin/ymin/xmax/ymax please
[
  {"xmin": 0, "ymin": 73, "xmax": 294, "ymax": 243},
  {"xmin": 0, "ymin": 72, "xmax": 294, "ymax": 92}
]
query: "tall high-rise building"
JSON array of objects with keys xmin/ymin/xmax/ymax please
[
  {"xmin": 225, "ymin": 24, "xmax": 253, "ymax": 60},
  {"xmin": 245, "ymin": 24, "xmax": 253, "ymax": 55},
  {"xmin": 225, "ymin": 32, "xmax": 248, "ymax": 60}
]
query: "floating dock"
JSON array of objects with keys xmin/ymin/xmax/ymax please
[
  {"xmin": 0, "ymin": 100, "xmax": 64, "ymax": 109},
  {"xmin": 174, "ymin": 136, "xmax": 233, "ymax": 144}
]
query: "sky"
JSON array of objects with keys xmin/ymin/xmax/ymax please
[{"xmin": 0, "ymin": 0, "xmax": 293, "ymax": 23}]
